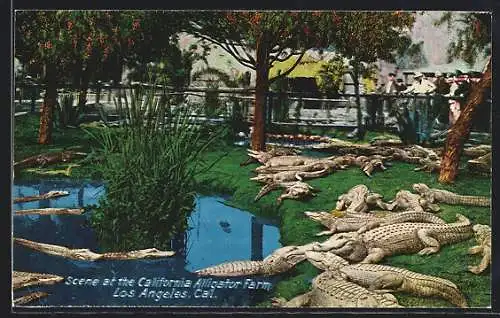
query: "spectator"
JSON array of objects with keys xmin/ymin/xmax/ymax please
[
  {"xmin": 402, "ymin": 72, "xmax": 436, "ymax": 95},
  {"xmin": 448, "ymin": 98, "xmax": 461, "ymax": 125},
  {"xmin": 433, "ymin": 71, "xmax": 451, "ymax": 126},
  {"xmin": 395, "ymin": 78, "xmax": 407, "ymax": 92}
]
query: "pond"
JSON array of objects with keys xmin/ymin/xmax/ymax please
[{"xmin": 12, "ymin": 179, "xmax": 282, "ymax": 307}]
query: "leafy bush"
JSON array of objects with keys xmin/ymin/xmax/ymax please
[{"xmin": 85, "ymin": 83, "xmax": 222, "ymax": 252}]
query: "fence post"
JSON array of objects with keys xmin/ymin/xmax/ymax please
[{"xmin": 95, "ymin": 81, "xmax": 101, "ymax": 105}]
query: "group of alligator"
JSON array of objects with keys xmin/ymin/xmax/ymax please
[
  {"xmin": 12, "ymin": 140, "xmax": 492, "ymax": 308},
  {"xmin": 195, "ymin": 182, "xmax": 491, "ymax": 308},
  {"xmin": 242, "ymin": 139, "xmax": 491, "ymax": 205},
  {"xmin": 191, "ymin": 143, "xmax": 492, "ymax": 308}
]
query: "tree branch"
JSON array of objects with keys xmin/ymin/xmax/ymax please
[
  {"xmin": 191, "ymin": 32, "xmax": 256, "ymax": 70},
  {"xmin": 268, "ymin": 50, "xmax": 306, "ymax": 84}
]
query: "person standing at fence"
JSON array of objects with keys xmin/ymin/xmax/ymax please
[
  {"xmin": 382, "ymin": 72, "xmax": 398, "ymax": 109},
  {"xmin": 401, "ymin": 72, "xmax": 436, "ymax": 144},
  {"xmin": 433, "ymin": 71, "xmax": 451, "ymax": 127}
]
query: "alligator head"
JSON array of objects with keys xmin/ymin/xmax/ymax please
[
  {"xmin": 305, "ymin": 250, "xmax": 349, "ymax": 271},
  {"xmin": 472, "ymin": 224, "xmax": 491, "ymax": 241},
  {"xmin": 195, "ymin": 245, "xmax": 312, "ymax": 277},
  {"xmin": 313, "ymin": 232, "xmax": 368, "ymax": 263},
  {"xmin": 412, "ymin": 183, "xmax": 430, "ymax": 195}
]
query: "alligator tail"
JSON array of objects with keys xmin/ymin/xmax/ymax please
[
  {"xmin": 451, "ymin": 195, "xmax": 490, "ymax": 207},
  {"xmin": 195, "ymin": 261, "xmax": 264, "ymax": 277}
]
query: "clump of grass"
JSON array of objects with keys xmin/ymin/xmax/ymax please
[{"xmin": 86, "ymin": 82, "xmax": 223, "ymax": 252}]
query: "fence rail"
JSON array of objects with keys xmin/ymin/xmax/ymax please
[{"xmin": 14, "ymin": 81, "xmax": 492, "ymax": 142}]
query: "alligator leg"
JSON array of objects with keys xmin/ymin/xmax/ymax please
[
  {"xmin": 367, "ymin": 273, "xmax": 404, "ymax": 293},
  {"xmin": 468, "ymin": 245, "xmax": 483, "ymax": 255},
  {"xmin": 316, "ymin": 230, "xmax": 335, "ymax": 236},
  {"xmin": 468, "ymin": 246, "xmax": 490, "ymax": 274},
  {"xmin": 416, "ymin": 229, "xmax": 441, "ymax": 255},
  {"xmin": 361, "ymin": 248, "xmax": 387, "ymax": 263},
  {"xmin": 271, "ymin": 292, "xmax": 311, "ymax": 307}
]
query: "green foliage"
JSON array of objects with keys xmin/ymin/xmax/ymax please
[
  {"xmin": 85, "ymin": 82, "xmax": 223, "ymax": 252},
  {"xmin": 317, "ymin": 55, "xmax": 345, "ymax": 97},
  {"xmin": 56, "ymin": 91, "xmax": 84, "ymax": 128},
  {"xmin": 434, "ymin": 12, "xmax": 491, "ymax": 65}
]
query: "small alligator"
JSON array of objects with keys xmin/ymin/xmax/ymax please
[
  {"xmin": 467, "ymin": 152, "xmax": 491, "ymax": 174},
  {"xmin": 242, "ymin": 148, "xmax": 301, "ymax": 166},
  {"xmin": 468, "ymin": 224, "xmax": 491, "ymax": 274},
  {"xmin": 251, "ymin": 168, "xmax": 330, "ymax": 184},
  {"xmin": 314, "ymin": 214, "xmax": 473, "ymax": 263},
  {"xmin": 384, "ymin": 190, "xmax": 440, "ymax": 213},
  {"xmin": 13, "ymin": 291, "xmax": 49, "ymax": 306},
  {"xmin": 271, "ymin": 270, "xmax": 402, "ymax": 308},
  {"xmin": 14, "ymin": 150, "xmax": 88, "ymax": 170},
  {"xmin": 305, "ymin": 210, "xmax": 446, "ymax": 236},
  {"xmin": 13, "ymin": 271, "xmax": 64, "ymax": 290},
  {"xmin": 305, "ymin": 251, "xmax": 468, "ymax": 308},
  {"xmin": 15, "ymin": 208, "xmax": 85, "ymax": 216},
  {"xmin": 13, "ymin": 191, "xmax": 70, "ymax": 204},
  {"xmin": 254, "ymin": 181, "xmax": 319, "ymax": 204},
  {"xmin": 195, "ymin": 244, "xmax": 317, "ymax": 276},
  {"xmin": 14, "ymin": 238, "xmax": 175, "ymax": 261},
  {"xmin": 412, "ymin": 183, "xmax": 490, "ymax": 207},
  {"xmin": 336, "ymin": 185, "xmax": 371, "ymax": 213},
  {"xmin": 463, "ymin": 145, "xmax": 491, "ymax": 158}
]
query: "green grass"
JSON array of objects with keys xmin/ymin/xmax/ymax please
[
  {"xmin": 194, "ymin": 147, "xmax": 491, "ymax": 308},
  {"xmin": 14, "ymin": 114, "xmax": 492, "ymax": 308}
]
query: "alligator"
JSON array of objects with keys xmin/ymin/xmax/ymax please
[
  {"xmin": 412, "ymin": 183, "xmax": 490, "ymax": 207},
  {"xmin": 414, "ymin": 158, "xmax": 441, "ymax": 173},
  {"xmin": 254, "ymin": 181, "xmax": 319, "ymax": 204},
  {"xmin": 15, "ymin": 208, "xmax": 85, "ymax": 216},
  {"xmin": 467, "ymin": 152, "xmax": 491, "ymax": 174},
  {"xmin": 463, "ymin": 145, "xmax": 491, "ymax": 158},
  {"xmin": 24, "ymin": 164, "xmax": 81, "ymax": 177},
  {"xmin": 255, "ymin": 157, "xmax": 348, "ymax": 174},
  {"xmin": 384, "ymin": 190, "xmax": 440, "ymax": 213},
  {"xmin": 369, "ymin": 138, "xmax": 404, "ymax": 147},
  {"xmin": 251, "ymin": 167, "xmax": 330, "ymax": 184},
  {"xmin": 271, "ymin": 270, "xmax": 402, "ymax": 308},
  {"xmin": 241, "ymin": 148, "xmax": 301, "ymax": 166},
  {"xmin": 14, "ymin": 150, "xmax": 88, "ymax": 170},
  {"xmin": 13, "ymin": 291, "xmax": 49, "ymax": 306},
  {"xmin": 305, "ymin": 210, "xmax": 446, "ymax": 236},
  {"xmin": 13, "ymin": 271, "xmax": 64, "ymax": 290},
  {"xmin": 314, "ymin": 214, "xmax": 473, "ymax": 263},
  {"xmin": 13, "ymin": 191, "xmax": 70, "ymax": 204},
  {"xmin": 14, "ymin": 238, "xmax": 175, "ymax": 261},
  {"xmin": 195, "ymin": 243, "xmax": 317, "ymax": 277},
  {"xmin": 406, "ymin": 145, "xmax": 439, "ymax": 160},
  {"xmin": 305, "ymin": 251, "xmax": 468, "ymax": 308},
  {"xmin": 468, "ymin": 224, "xmax": 491, "ymax": 274},
  {"xmin": 336, "ymin": 185, "xmax": 371, "ymax": 213}
]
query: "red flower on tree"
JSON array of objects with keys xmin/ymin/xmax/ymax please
[
  {"xmin": 132, "ymin": 19, "xmax": 140, "ymax": 30},
  {"xmin": 67, "ymin": 20, "xmax": 73, "ymax": 30},
  {"xmin": 226, "ymin": 12, "xmax": 237, "ymax": 24}
]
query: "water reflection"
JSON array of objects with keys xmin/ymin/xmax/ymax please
[{"xmin": 12, "ymin": 179, "xmax": 282, "ymax": 307}]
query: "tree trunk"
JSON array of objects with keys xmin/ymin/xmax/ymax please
[
  {"xmin": 438, "ymin": 57, "xmax": 491, "ymax": 183},
  {"xmin": 78, "ymin": 63, "xmax": 92, "ymax": 109},
  {"xmin": 38, "ymin": 63, "xmax": 57, "ymax": 145},
  {"xmin": 251, "ymin": 35, "xmax": 269, "ymax": 151},
  {"xmin": 352, "ymin": 65, "xmax": 363, "ymax": 140}
]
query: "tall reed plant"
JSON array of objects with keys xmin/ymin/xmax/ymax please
[{"xmin": 85, "ymin": 82, "xmax": 223, "ymax": 252}]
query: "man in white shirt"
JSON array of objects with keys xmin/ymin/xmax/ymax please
[{"xmin": 402, "ymin": 72, "xmax": 436, "ymax": 95}]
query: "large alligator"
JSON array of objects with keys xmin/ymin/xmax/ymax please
[
  {"xmin": 314, "ymin": 214, "xmax": 473, "ymax": 263},
  {"xmin": 468, "ymin": 224, "xmax": 491, "ymax": 274},
  {"xmin": 195, "ymin": 244, "xmax": 317, "ymax": 277},
  {"xmin": 14, "ymin": 238, "xmax": 175, "ymax": 261},
  {"xmin": 271, "ymin": 270, "xmax": 402, "ymax": 308},
  {"xmin": 463, "ymin": 145, "xmax": 491, "ymax": 158},
  {"xmin": 13, "ymin": 271, "xmax": 64, "ymax": 290},
  {"xmin": 304, "ymin": 210, "xmax": 446, "ymax": 236},
  {"xmin": 305, "ymin": 251, "xmax": 468, "ymax": 308},
  {"xmin": 412, "ymin": 183, "xmax": 490, "ymax": 207}
]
